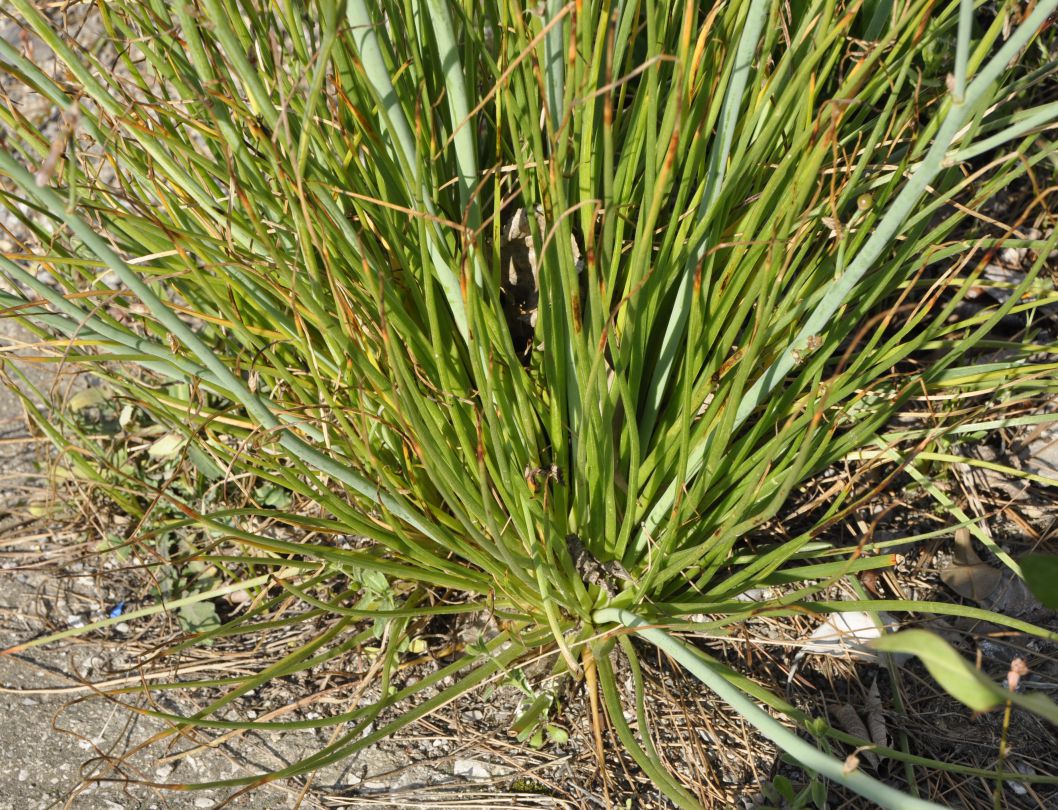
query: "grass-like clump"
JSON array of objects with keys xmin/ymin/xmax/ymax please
[{"xmin": 2, "ymin": 0, "xmax": 1058, "ymax": 806}]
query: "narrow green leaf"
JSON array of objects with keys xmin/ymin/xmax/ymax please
[
  {"xmin": 872, "ymin": 629, "xmax": 1058, "ymax": 726},
  {"xmin": 872, "ymin": 630, "xmax": 1000, "ymax": 712}
]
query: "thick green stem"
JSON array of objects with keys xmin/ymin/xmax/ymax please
[{"xmin": 594, "ymin": 608, "xmax": 946, "ymax": 810}]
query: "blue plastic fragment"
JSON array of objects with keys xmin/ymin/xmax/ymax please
[{"xmin": 108, "ymin": 601, "xmax": 126, "ymax": 619}]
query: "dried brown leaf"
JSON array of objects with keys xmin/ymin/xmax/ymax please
[
  {"xmin": 941, "ymin": 528, "xmax": 1002, "ymax": 603},
  {"xmin": 830, "ymin": 703, "xmax": 880, "ymax": 768},
  {"xmin": 865, "ymin": 678, "xmax": 887, "ymax": 750},
  {"xmin": 940, "ymin": 563, "xmax": 1002, "ymax": 603}
]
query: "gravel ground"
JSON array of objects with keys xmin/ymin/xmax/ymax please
[
  {"xmin": 0, "ymin": 315, "xmax": 572, "ymax": 807},
  {"xmin": 0, "ymin": 318, "xmax": 307, "ymax": 809},
  {"xmin": 0, "ymin": 11, "xmax": 414, "ymax": 805}
]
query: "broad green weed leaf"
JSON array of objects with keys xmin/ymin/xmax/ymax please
[
  {"xmin": 1010, "ymin": 691, "xmax": 1058, "ymax": 726},
  {"xmin": 872, "ymin": 630, "xmax": 1000, "ymax": 711},
  {"xmin": 360, "ymin": 569, "xmax": 390, "ymax": 595},
  {"xmin": 148, "ymin": 432, "xmax": 185, "ymax": 459},
  {"xmin": 177, "ymin": 600, "xmax": 221, "ymax": 637},
  {"xmin": 1022, "ymin": 554, "xmax": 1058, "ymax": 610},
  {"xmin": 873, "ymin": 630, "xmax": 1058, "ymax": 725},
  {"xmin": 254, "ymin": 482, "xmax": 292, "ymax": 508},
  {"xmin": 529, "ymin": 727, "xmax": 544, "ymax": 749},
  {"xmin": 27, "ymin": 500, "xmax": 63, "ymax": 518},
  {"xmin": 545, "ymin": 724, "xmax": 569, "ymax": 745},
  {"xmin": 187, "ymin": 443, "xmax": 225, "ymax": 480},
  {"xmin": 68, "ymin": 388, "xmax": 107, "ymax": 411}
]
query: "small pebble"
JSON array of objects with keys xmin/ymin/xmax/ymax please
[
  {"xmin": 361, "ymin": 781, "xmax": 388, "ymax": 791},
  {"xmin": 454, "ymin": 759, "xmax": 491, "ymax": 780}
]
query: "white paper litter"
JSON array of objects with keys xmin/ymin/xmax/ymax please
[{"xmin": 789, "ymin": 611, "xmax": 907, "ymax": 682}]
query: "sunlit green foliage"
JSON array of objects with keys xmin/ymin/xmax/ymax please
[{"xmin": 2, "ymin": 1, "xmax": 1058, "ymax": 806}]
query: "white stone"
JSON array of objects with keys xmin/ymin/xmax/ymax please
[
  {"xmin": 454, "ymin": 759, "xmax": 492, "ymax": 780},
  {"xmin": 361, "ymin": 781, "xmax": 388, "ymax": 791}
]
